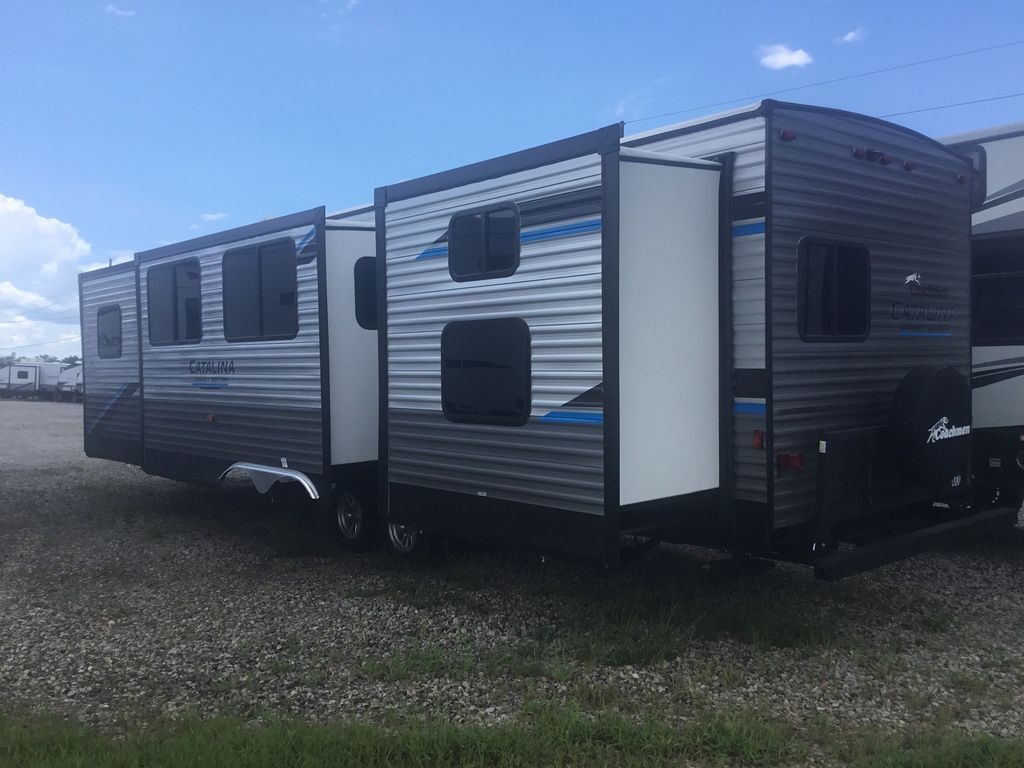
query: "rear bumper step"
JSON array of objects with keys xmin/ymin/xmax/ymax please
[{"xmin": 813, "ymin": 507, "xmax": 1018, "ymax": 581}]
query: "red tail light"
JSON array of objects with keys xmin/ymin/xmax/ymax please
[
  {"xmin": 903, "ymin": 160, "xmax": 916, "ymax": 171},
  {"xmin": 776, "ymin": 452, "xmax": 804, "ymax": 474},
  {"xmin": 779, "ymin": 129, "xmax": 797, "ymax": 142},
  {"xmin": 852, "ymin": 147, "xmax": 866, "ymax": 159},
  {"xmin": 879, "ymin": 153, "xmax": 893, "ymax": 166},
  {"xmin": 752, "ymin": 429, "xmax": 765, "ymax": 450}
]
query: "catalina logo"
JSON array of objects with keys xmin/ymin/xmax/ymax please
[
  {"xmin": 926, "ymin": 416, "xmax": 970, "ymax": 444},
  {"xmin": 904, "ymin": 272, "xmax": 923, "ymax": 287}
]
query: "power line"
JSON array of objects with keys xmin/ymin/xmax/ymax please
[
  {"xmin": 0, "ymin": 315, "xmax": 81, "ymax": 326},
  {"xmin": 879, "ymin": 92, "xmax": 1024, "ymax": 118},
  {"xmin": 627, "ymin": 39, "xmax": 1024, "ymax": 125},
  {"xmin": 0, "ymin": 335, "xmax": 81, "ymax": 353}
]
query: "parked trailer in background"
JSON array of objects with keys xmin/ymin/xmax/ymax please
[
  {"xmin": 57, "ymin": 364, "xmax": 84, "ymax": 401},
  {"xmin": 375, "ymin": 100, "xmax": 1015, "ymax": 579},
  {"xmin": 944, "ymin": 122, "xmax": 1024, "ymax": 508},
  {"xmin": 0, "ymin": 362, "xmax": 64, "ymax": 399},
  {"xmin": 79, "ymin": 205, "xmax": 380, "ymax": 548}
]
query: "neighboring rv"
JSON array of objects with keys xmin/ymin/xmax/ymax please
[
  {"xmin": 0, "ymin": 361, "xmax": 64, "ymax": 399},
  {"xmin": 57, "ymin": 364, "xmax": 83, "ymax": 401},
  {"xmin": 944, "ymin": 122, "xmax": 1024, "ymax": 508},
  {"xmin": 79, "ymin": 206, "xmax": 380, "ymax": 548},
  {"xmin": 374, "ymin": 100, "xmax": 1015, "ymax": 579}
]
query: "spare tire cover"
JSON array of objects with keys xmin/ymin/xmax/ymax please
[{"xmin": 888, "ymin": 366, "xmax": 971, "ymax": 491}]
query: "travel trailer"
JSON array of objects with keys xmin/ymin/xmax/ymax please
[
  {"xmin": 945, "ymin": 122, "xmax": 1024, "ymax": 508},
  {"xmin": 79, "ymin": 206, "xmax": 380, "ymax": 548},
  {"xmin": 0, "ymin": 361, "xmax": 64, "ymax": 398},
  {"xmin": 374, "ymin": 100, "xmax": 1016, "ymax": 579},
  {"xmin": 56, "ymin": 364, "xmax": 83, "ymax": 401}
]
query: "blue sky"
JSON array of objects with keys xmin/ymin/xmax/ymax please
[{"xmin": 1, "ymin": 0, "xmax": 1022, "ymax": 357}]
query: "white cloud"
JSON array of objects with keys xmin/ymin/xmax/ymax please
[
  {"xmin": 199, "ymin": 212, "xmax": 229, "ymax": 222},
  {"xmin": 835, "ymin": 27, "xmax": 867, "ymax": 44},
  {"xmin": 104, "ymin": 4, "xmax": 136, "ymax": 17},
  {"xmin": 189, "ymin": 223, "xmax": 201, "ymax": 231},
  {"xmin": 77, "ymin": 250, "xmax": 133, "ymax": 273},
  {"xmin": 758, "ymin": 44, "xmax": 813, "ymax": 70},
  {"xmin": 0, "ymin": 194, "xmax": 91, "ymax": 356},
  {"xmin": 604, "ymin": 77, "xmax": 669, "ymax": 122}
]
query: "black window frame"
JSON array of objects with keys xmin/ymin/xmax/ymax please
[
  {"xmin": 353, "ymin": 256, "xmax": 377, "ymax": 331},
  {"xmin": 147, "ymin": 258, "xmax": 203, "ymax": 346},
  {"xmin": 222, "ymin": 237, "xmax": 299, "ymax": 343},
  {"xmin": 441, "ymin": 317, "xmax": 532, "ymax": 427},
  {"xmin": 448, "ymin": 202, "xmax": 521, "ymax": 282},
  {"xmin": 96, "ymin": 303, "xmax": 123, "ymax": 360},
  {"xmin": 796, "ymin": 237, "xmax": 871, "ymax": 343}
]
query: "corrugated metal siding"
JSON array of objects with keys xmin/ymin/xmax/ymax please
[
  {"xmin": 139, "ymin": 221, "xmax": 324, "ymax": 476},
  {"xmin": 81, "ymin": 266, "xmax": 140, "ymax": 452},
  {"xmin": 385, "ymin": 155, "xmax": 605, "ymax": 516},
  {"xmin": 628, "ymin": 117, "xmax": 768, "ymax": 502},
  {"xmin": 770, "ymin": 107, "xmax": 972, "ymax": 526}
]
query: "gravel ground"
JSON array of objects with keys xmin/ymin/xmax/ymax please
[{"xmin": 2, "ymin": 399, "xmax": 1024, "ymax": 744}]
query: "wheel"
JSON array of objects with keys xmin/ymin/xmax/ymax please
[
  {"xmin": 386, "ymin": 522, "xmax": 421, "ymax": 556},
  {"xmin": 333, "ymin": 491, "xmax": 376, "ymax": 552}
]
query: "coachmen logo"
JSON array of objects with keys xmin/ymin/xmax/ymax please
[
  {"xmin": 904, "ymin": 272, "xmax": 922, "ymax": 287},
  {"xmin": 903, "ymin": 271, "xmax": 949, "ymax": 298},
  {"xmin": 926, "ymin": 416, "xmax": 970, "ymax": 444}
]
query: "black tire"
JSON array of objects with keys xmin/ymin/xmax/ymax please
[
  {"xmin": 384, "ymin": 522, "xmax": 446, "ymax": 561},
  {"xmin": 332, "ymin": 490, "xmax": 377, "ymax": 552}
]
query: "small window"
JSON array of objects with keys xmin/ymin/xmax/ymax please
[
  {"xmin": 798, "ymin": 239, "xmax": 870, "ymax": 341},
  {"xmin": 974, "ymin": 273, "xmax": 1024, "ymax": 345},
  {"xmin": 354, "ymin": 256, "xmax": 377, "ymax": 331},
  {"xmin": 16, "ymin": 370, "xmax": 28, "ymax": 380},
  {"xmin": 441, "ymin": 317, "xmax": 531, "ymax": 426},
  {"xmin": 223, "ymin": 238, "xmax": 298, "ymax": 342},
  {"xmin": 97, "ymin": 304, "xmax": 122, "ymax": 359},
  {"xmin": 448, "ymin": 203, "xmax": 520, "ymax": 281},
  {"xmin": 148, "ymin": 259, "xmax": 202, "ymax": 345}
]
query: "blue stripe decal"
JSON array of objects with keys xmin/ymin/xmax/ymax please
[
  {"xmin": 540, "ymin": 411, "xmax": 604, "ymax": 424},
  {"xmin": 415, "ymin": 218, "xmax": 603, "ymax": 261},
  {"xmin": 732, "ymin": 222, "xmax": 766, "ymax": 237},
  {"xmin": 191, "ymin": 381, "xmax": 229, "ymax": 389},
  {"xmin": 899, "ymin": 330, "xmax": 952, "ymax": 338},
  {"xmin": 295, "ymin": 226, "xmax": 316, "ymax": 253},
  {"xmin": 734, "ymin": 402, "xmax": 767, "ymax": 415}
]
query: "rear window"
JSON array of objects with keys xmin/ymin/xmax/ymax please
[
  {"xmin": 448, "ymin": 204, "xmax": 520, "ymax": 282},
  {"xmin": 441, "ymin": 318, "xmax": 531, "ymax": 426},
  {"xmin": 797, "ymin": 239, "xmax": 870, "ymax": 341},
  {"xmin": 148, "ymin": 259, "xmax": 202, "ymax": 345},
  {"xmin": 222, "ymin": 238, "xmax": 298, "ymax": 342},
  {"xmin": 16, "ymin": 370, "xmax": 28, "ymax": 380},
  {"xmin": 96, "ymin": 304, "xmax": 122, "ymax": 359}
]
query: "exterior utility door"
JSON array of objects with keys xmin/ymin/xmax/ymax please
[{"xmin": 80, "ymin": 262, "xmax": 142, "ymax": 465}]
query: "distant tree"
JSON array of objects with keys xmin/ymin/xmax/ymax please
[
  {"xmin": 38, "ymin": 354, "xmax": 59, "ymax": 363},
  {"xmin": 61, "ymin": 355, "xmax": 81, "ymax": 366},
  {"xmin": 0, "ymin": 353, "xmax": 15, "ymax": 366}
]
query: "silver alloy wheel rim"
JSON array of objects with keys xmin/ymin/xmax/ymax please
[
  {"xmin": 387, "ymin": 523, "xmax": 418, "ymax": 554},
  {"xmin": 336, "ymin": 493, "xmax": 363, "ymax": 540}
]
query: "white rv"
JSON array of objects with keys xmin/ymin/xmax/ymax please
[
  {"xmin": 374, "ymin": 100, "xmax": 1014, "ymax": 578},
  {"xmin": 944, "ymin": 122, "xmax": 1024, "ymax": 508},
  {"xmin": 57, "ymin": 364, "xmax": 83, "ymax": 401},
  {"xmin": 0, "ymin": 361, "xmax": 64, "ymax": 398},
  {"xmin": 79, "ymin": 206, "xmax": 380, "ymax": 548}
]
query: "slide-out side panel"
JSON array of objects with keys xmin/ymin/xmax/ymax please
[
  {"xmin": 973, "ymin": 345, "xmax": 1024, "ymax": 430},
  {"xmin": 80, "ymin": 263, "xmax": 141, "ymax": 464},
  {"xmin": 384, "ymin": 154, "xmax": 605, "ymax": 516},
  {"xmin": 770, "ymin": 107, "xmax": 971, "ymax": 526},
  {"xmin": 325, "ymin": 227, "xmax": 378, "ymax": 465},
  {"xmin": 618, "ymin": 158, "xmax": 720, "ymax": 505},
  {"xmin": 138, "ymin": 212, "xmax": 325, "ymax": 480},
  {"xmin": 626, "ymin": 115, "xmax": 768, "ymax": 503}
]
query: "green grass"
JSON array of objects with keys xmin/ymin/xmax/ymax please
[
  {"xmin": 7, "ymin": 708, "xmax": 1024, "ymax": 768},
  {"xmin": 0, "ymin": 708, "xmax": 801, "ymax": 768}
]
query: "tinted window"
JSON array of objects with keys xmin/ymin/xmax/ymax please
[
  {"xmin": 441, "ymin": 318, "xmax": 531, "ymax": 426},
  {"xmin": 353, "ymin": 256, "xmax": 376, "ymax": 331},
  {"xmin": 974, "ymin": 274, "xmax": 1024, "ymax": 345},
  {"xmin": 798, "ymin": 240, "xmax": 870, "ymax": 341},
  {"xmin": 96, "ymin": 304, "xmax": 122, "ymax": 359},
  {"xmin": 449, "ymin": 204, "xmax": 520, "ymax": 281},
  {"xmin": 148, "ymin": 259, "xmax": 202, "ymax": 345},
  {"xmin": 16, "ymin": 370, "xmax": 28, "ymax": 380},
  {"xmin": 222, "ymin": 238, "xmax": 298, "ymax": 342}
]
